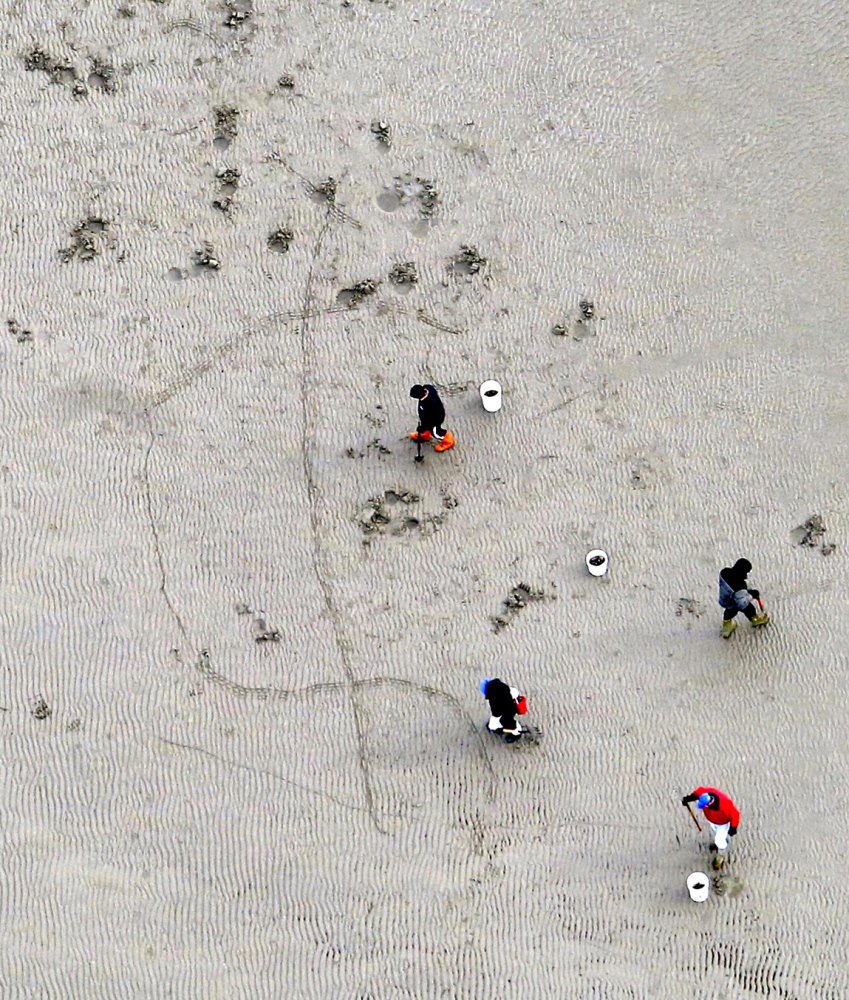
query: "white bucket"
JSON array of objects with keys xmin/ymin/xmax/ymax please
[
  {"xmin": 687, "ymin": 872, "xmax": 710, "ymax": 902},
  {"xmin": 586, "ymin": 549, "xmax": 609, "ymax": 577},
  {"xmin": 480, "ymin": 380, "xmax": 502, "ymax": 412}
]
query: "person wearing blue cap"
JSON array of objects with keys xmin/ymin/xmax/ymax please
[
  {"xmin": 681, "ymin": 786, "xmax": 740, "ymax": 868},
  {"xmin": 480, "ymin": 677, "xmax": 527, "ymax": 743}
]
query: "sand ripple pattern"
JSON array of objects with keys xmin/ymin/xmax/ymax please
[{"xmin": 2, "ymin": 0, "xmax": 849, "ymax": 997}]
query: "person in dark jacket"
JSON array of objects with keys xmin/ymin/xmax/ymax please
[
  {"xmin": 409, "ymin": 384, "xmax": 455, "ymax": 452},
  {"xmin": 718, "ymin": 558, "xmax": 770, "ymax": 638},
  {"xmin": 479, "ymin": 677, "xmax": 527, "ymax": 743}
]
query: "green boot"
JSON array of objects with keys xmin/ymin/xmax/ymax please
[
  {"xmin": 721, "ymin": 619, "xmax": 737, "ymax": 639},
  {"xmin": 751, "ymin": 613, "xmax": 770, "ymax": 628}
]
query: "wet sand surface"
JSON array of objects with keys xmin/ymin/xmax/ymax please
[{"xmin": 2, "ymin": 1, "xmax": 849, "ymax": 996}]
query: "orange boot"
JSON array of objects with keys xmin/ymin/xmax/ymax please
[
  {"xmin": 433, "ymin": 430, "xmax": 455, "ymax": 452},
  {"xmin": 409, "ymin": 430, "xmax": 432, "ymax": 442}
]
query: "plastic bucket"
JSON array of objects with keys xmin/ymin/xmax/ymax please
[{"xmin": 687, "ymin": 872, "xmax": 710, "ymax": 902}]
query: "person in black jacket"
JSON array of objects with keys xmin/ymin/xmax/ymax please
[
  {"xmin": 480, "ymin": 677, "xmax": 527, "ymax": 743},
  {"xmin": 409, "ymin": 384, "xmax": 455, "ymax": 452},
  {"xmin": 718, "ymin": 558, "xmax": 770, "ymax": 638}
]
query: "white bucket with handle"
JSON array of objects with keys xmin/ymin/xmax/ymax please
[
  {"xmin": 687, "ymin": 872, "xmax": 710, "ymax": 902},
  {"xmin": 586, "ymin": 549, "xmax": 609, "ymax": 577},
  {"xmin": 480, "ymin": 380, "xmax": 502, "ymax": 412}
]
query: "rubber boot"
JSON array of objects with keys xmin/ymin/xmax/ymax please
[
  {"xmin": 721, "ymin": 619, "xmax": 737, "ymax": 639},
  {"xmin": 409, "ymin": 430, "xmax": 432, "ymax": 442},
  {"xmin": 751, "ymin": 613, "xmax": 770, "ymax": 628},
  {"xmin": 433, "ymin": 430, "xmax": 455, "ymax": 452}
]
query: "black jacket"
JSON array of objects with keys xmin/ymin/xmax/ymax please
[
  {"xmin": 417, "ymin": 385, "xmax": 446, "ymax": 432},
  {"xmin": 484, "ymin": 678, "xmax": 518, "ymax": 722}
]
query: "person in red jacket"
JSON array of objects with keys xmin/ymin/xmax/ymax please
[{"xmin": 681, "ymin": 786, "xmax": 740, "ymax": 867}]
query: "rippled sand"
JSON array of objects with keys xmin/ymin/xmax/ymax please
[{"xmin": 2, "ymin": 1, "xmax": 848, "ymax": 996}]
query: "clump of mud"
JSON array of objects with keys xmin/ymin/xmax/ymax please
[
  {"xmin": 388, "ymin": 261, "xmax": 418, "ymax": 286},
  {"xmin": 59, "ymin": 217, "xmax": 110, "ymax": 262},
  {"xmin": 791, "ymin": 514, "xmax": 835, "ymax": 555},
  {"xmin": 357, "ymin": 488, "xmax": 447, "ymax": 542},
  {"xmin": 392, "ymin": 175, "xmax": 438, "ymax": 218},
  {"xmin": 213, "ymin": 105, "xmax": 239, "ymax": 149},
  {"xmin": 676, "ymin": 597, "xmax": 705, "ymax": 617},
  {"xmin": 212, "ymin": 167, "xmax": 240, "ymax": 213},
  {"xmin": 452, "ymin": 244, "xmax": 487, "ymax": 276},
  {"xmin": 312, "ymin": 176, "xmax": 337, "ymax": 204},
  {"xmin": 7, "ymin": 319, "xmax": 33, "ymax": 343},
  {"xmin": 277, "ymin": 73, "xmax": 296, "ymax": 89},
  {"xmin": 553, "ymin": 298, "xmax": 597, "ymax": 340},
  {"xmin": 192, "ymin": 242, "xmax": 221, "ymax": 271},
  {"xmin": 370, "ymin": 120, "xmax": 392, "ymax": 147},
  {"xmin": 346, "ymin": 439, "xmax": 392, "ymax": 459},
  {"xmin": 117, "ymin": 5, "xmax": 136, "ymax": 17},
  {"xmin": 24, "ymin": 47, "xmax": 86, "ymax": 96},
  {"xmin": 267, "ymin": 226, "xmax": 294, "ymax": 253},
  {"xmin": 337, "ymin": 278, "xmax": 379, "ymax": 308},
  {"xmin": 223, "ymin": 0, "xmax": 252, "ymax": 27},
  {"xmin": 87, "ymin": 57, "xmax": 117, "ymax": 93},
  {"xmin": 32, "ymin": 697, "xmax": 52, "ymax": 720},
  {"xmin": 252, "ymin": 616, "xmax": 280, "ymax": 643},
  {"xmin": 492, "ymin": 583, "xmax": 549, "ymax": 633}
]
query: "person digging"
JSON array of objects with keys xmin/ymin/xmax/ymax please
[
  {"xmin": 681, "ymin": 786, "xmax": 740, "ymax": 869},
  {"xmin": 718, "ymin": 558, "xmax": 770, "ymax": 638},
  {"xmin": 409, "ymin": 383, "xmax": 455, "ymax": 453},
  {"xmin": 479, "ymin": 677, "xmax": 528, "ymax": 744}
]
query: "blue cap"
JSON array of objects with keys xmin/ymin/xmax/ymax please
[
  {"xmin": 696, "ymin": 793, "xmax": 712, "ymax": 810},
  {"xmin": 479, "ymin": 678, "xmax": 491, "ymax": 696}
]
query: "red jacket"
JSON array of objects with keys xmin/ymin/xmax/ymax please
[{"xmin": 694, "ymin": 786, "xmax": 740, "ymax": 828}]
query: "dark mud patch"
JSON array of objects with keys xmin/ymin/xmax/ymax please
[
  {"xmin": 337, "ymin": 278, "xmax": 379, "ymax": 308},
  {"xmin": 629, "ymin": 457, "xmax": 654, "ymax": 490},
  {"xmin": 191, "ymin": 242, "xmax": 221, "ymax": 273},
  {"xmin": 277, "ymin": 73, "xmax": 296, "ymax": 89},
  {"xmin": 370, "ymin": 120, "xmax": 392, "ymax": 147},
  {"xmin": 676, "ymin": 597, "xmax": 706, "ymax": 617},
  {"xmin": 213, "ymin": 105, "xmax": 239, "ymax": 150},
  {"xmin": 346, "ymin": 438, "xmax": 392, "ymax": 459},
  {"xmin": 7, "ymin": 318, "xmax": 34, "ymax": 343},
  {"xmin": 452, "ymin": 244, "xmax": 487, "ymax": 276},
  {"xmin": 59, "ymin": 217, "xmax": 111, "ymax": 262},
  {"xmin": 492, "ymin": 583, "xmax": 550, "ymax": 633},
  {"xmin": 712, "ymin": 872, "xmax": 744, "ymax": 898},
  {"xmin": 790, "ymin": 514, "xmax": 834, "ymax": 554},
  {"xmin": 32, "ymin": 696, "xmax": 52, "ymax": 720},
  {"xmin": 267, "ymin": 226, "xmax": 294, "ymax": 253},
  {"xmin": 212, "ymin": 166, "xmax": 239, "ymax": 214},
  {"xmin": 357, "ymin": 488, "xmax": 448, "ymax": 541}
]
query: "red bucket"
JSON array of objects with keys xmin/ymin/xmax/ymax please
[{"xmin": 516, "ymin": 695, "xmax": 528, "ymax": 715}]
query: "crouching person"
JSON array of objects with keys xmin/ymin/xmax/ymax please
[{"xmin": 479, "ymin": 677, "xmax": 528, "ymax": 744}]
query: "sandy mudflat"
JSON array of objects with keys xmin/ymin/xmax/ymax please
[{"xmin": 1, "ymin": 1, "xmax": 849, "ymax": 997}]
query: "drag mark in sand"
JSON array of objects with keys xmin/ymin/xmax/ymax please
[
  {"xmin": 157, "ymin": 737, "xmax": 392, "ymax": 819},
  {"xmin": 297, "ymin": 209, "xmax": 382, "ymax": 832},
  {"xmin": 142, "ymin": 410, "xmax": 189, "ymax": 643},
  {"xmin": 145, "ymin": 306, "xmax": 348, "ymax": 409},
  {"xmin": 192, "ymin": 654, "xmax": 495, "ymax": 781}
]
